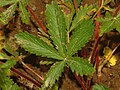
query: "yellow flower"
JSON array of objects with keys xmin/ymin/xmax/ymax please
[{"xmin": 103, "ymin": 47, "xmax": 117, "ymax": 66}]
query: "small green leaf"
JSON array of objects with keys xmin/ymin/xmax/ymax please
[
  {"xmin": 0, "ymin": 70, "xmax": 20, "ymax": 90},
  {"xmin": 70, "ymin": 4, "xmax": 93, "ymax": 31},
  {"xmin": 0, "ymin": 2, "xmax": 17, "ymax": 24},
  {"xmin": 4, "ymin": 43, "xmax": 19, "ymax": 56},
  {"xmin": 0, "ymin": 52, "xmax": 9, "ymax": 60},
  {"xmin": 19, "ymin": 0, "xmax": 30, "ymax": 24},
  {"xmin": 98, "ymin": 12, "xmax": 120, "ymax": 36},
  {"xmin": 0, "ymin": 0, "xmax": 16, "ymax": 7},
  {"xmin": 46, "ymin": 1, "xmax": 67, "ymax": 57},
  {"xmin": 0, "ymin": 57, "xmax": 16, "ymax": 69},
  {"xmin": 42, "ymin": 61, "xmax": 66, "ymax": 89},
  {"xmin": 67, "ymin": 57, "xmax": 95, "ymax": 76},
  {"xmin": 67, "ymin": 19, "xmax": 94, "ymax": 56},
  {"xmin": 92, "ymin": 84, "xmax": 109, "ymax": 90},
  {"xmin": 15, "ymin": 31, "xmax": 64, "ymax": 60}
]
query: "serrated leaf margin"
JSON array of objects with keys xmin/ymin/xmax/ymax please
[
  {"xmin": 67, "ymin": 57, "xmax": 95, "ymax": 76},
  {"xmin": 42, "ymin": 61, "xmax": 66, "ymax": 89}
]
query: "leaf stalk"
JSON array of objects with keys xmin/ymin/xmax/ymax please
[{"xmin": 26, "ymin": 5, "xmax": 48, "ymax": 33}]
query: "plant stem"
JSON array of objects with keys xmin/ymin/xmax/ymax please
[
  {"xmin": 82, "ymin": 47, "xmax": 87, "ymax": 58},
  {"xmin": 26, "ymin": 5, "xmax": 48, "ymax": 33},
  {"xmin": 21, "ymin": 61, "xmax": 44, "ymax": 81},
  {"xmin": 74, "ymin": 53, "xmax": 87, "ymax": 90},
  {"xmin": 88, "ymin": 0, "xmax": 102, "ymax": 86},
  {"xmin": 0, "ymin": 62, "xmax": 41, "ymax": 87},
  {"xmin": 0, "ymin": 61, "xmax": 41, "ymax": 87},
  {"xmin": 95, "ymin": 48, "xmax": 99, "ymax": 70},
  {"xmin": 113, "ymin": 5, "xmax": 120, "ymax": 17},
  {"xmin": 86, "ymin": 78, "xmax": 91, "ymax": 90},
  {"xmin": 94, "ymin": 0, "xmax": 102, "ymax": 84},
  {"xmin": 11, "ymin": 67, "xmax": 41, "ymax": 87},
  {"xmin": 74, "ymin": 73, "xmax": 87, "ymax": 90},
  {"xmin": 73, "ymin": 0, "xmax": 78, "ymax": 12},
  {"xmin": 90, "ymin": 39, "xmax": 99, "ymax": 64},
  {"xmin": 94, "ymin": 0, "xmax": 102, "ymax": 69}
]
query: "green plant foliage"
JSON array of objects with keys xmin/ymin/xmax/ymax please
[
  {"xmin": 0, "ymin": 52, "xmax": 9, "ymax": 60},
  {"xmin": 70, "ymin": 4, "xmax": 94, "ymax": 31},
  {"xmin": 15, "ymin": 1, "xmax": 95, "ymax": 89},
  {"xmin": 15, "ymin": 30, "xmax": 95, "ymax": 89},
  {"xmin": 0, "ymin": 55, "xmax": 19, "ymax": 90},
  {"xmin": 65, "ymin": 10, "xmax": 75, "ymax": 30},
  {"xmin": 0, "ymin": 57, "xmax": 17, "ymax": 76},
  {"xmin": 42, "ymin": 61, "xmax": 66, "ymax": 89},
  {"xmin": 67, "ymin": 19, "xmax": 94, "ymax": 56},
  {"xmin": 0, "ymin": 0, "xmax": 16, "ymax": 7},
  {"xmin": 98, "ymin": 12, "xmax": 120, "ymax": 36},
  {"xmin": 67, "ymin": 57, "xmax": 95, "ymax": 76},
  {"xmin": 4, "ymin": 43, "xmax": 19, "ymax": 56},
  {"xmin": 0, "ymin": 2, "xmax": 17, "ymax": 24},
  {"xmin": 15, "ymin": 31, "xmax": 64, "ymax": 60},
  {"xmin": 0, "ymin": 57, "xmax": 16, "ymax": 69},
  {"xmin": 0, "ymin": 0, "xmax": 30, "ymax": 24},
  {"xmin": 19, "ymin": 0, "xmax": 30, "ymax": 24},
  {"xmin": 46, "ymin": 2, "xmax": 67, "ymax": 57},
  {"xmin": 0, "ymin": 70, "xmax": 20, "ymax": 90},
  {"xmin": 92, "ymin": 84, "xmax": 109, "ymax": 90}
]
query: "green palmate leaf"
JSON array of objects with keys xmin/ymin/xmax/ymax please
[
  {"xmin": 0, "ymin": 0, "xmax": 16, "ymax": 7},
  {"xmin": 67, "ymin": 19, "xmax": 94, "ymax": 56},
  {"xmin": 0, "ymin": 0, "xmax": 30, "ymax": 24},
  {"xmin": 0, "ymin": 2, "xmax": 17, "ymax": 24},
  {"xmin": 15, "ymin": 31, "xmax": 64, "ymax": 60},
  {"xmin": 67, "ymin": 57, "xmax": 95, "ymax": 76},
  {"xmin": 92, "ymin": 84, "xmax": 109, "ymax": 90},
  {"xmin": 19, "ymin": 0, "xmax": 30, "ymax": 24},
  {"xmin": 0, "ymin": 70, "xmax": 20, "ymax": 90},
  {"xmin": 46, "ymin": 1, "xmax": 67, "ymax": 57},
  {"xmin": 42, "ymin": 61, "xmax": 66, "ymax": 89},
  {"xmin": 98, "ymin": 12, "xmax": 120, "ymax": 36},
  {"xmin": 70, "ymin": 4, "xmax": 93, "ymax": 31}
]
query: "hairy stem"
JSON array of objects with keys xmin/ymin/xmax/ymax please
[
  {"xmin": 11, "ymin": 67, "xmax": 41, "ymax": 87},
  {"xmin": 113, "ymin": 5, "xmax": 120, "ymax": 17},
  {"xmin": 26, "ymin": 5, "xmax": 47, "ymax": 33},
  {"xmin": 74, "ymin": 73, "xmax": 87, "ymax": 90},
  {"xmin": 73, "ymin": 0, "xmax": 78, "ymax": 12},
  {"xmin": 94, "ymin": 0, "xmax": 102, "ymax": 69},
  {"xmin": 0, "ymin": 61, "xmax": 41, "ymax": 87},
  {"xmin": 88, "ymin": 0, "xmax": 102, "ymax": 86},
  {"xmin": 21, "ymin": 61, "xmax": 44, "ymax": 81}
]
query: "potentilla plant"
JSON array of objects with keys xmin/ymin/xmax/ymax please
[{"xmin": 15, "ymin": 1, "xmax": 95, "ymax": 90}]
